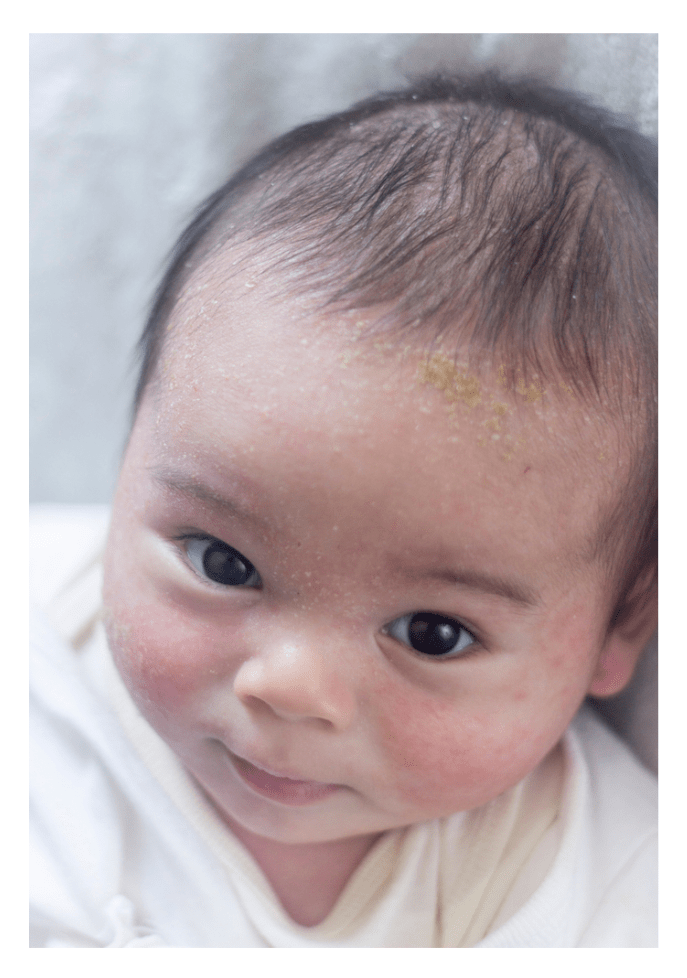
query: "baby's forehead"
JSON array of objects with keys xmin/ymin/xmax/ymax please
[{"xmin": 158, "ymin": 269, "xmax": 626, "ymax": 485}]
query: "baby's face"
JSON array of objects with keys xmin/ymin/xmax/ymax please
[{"xmin": 103, "ymin": 273, "xmax": 629, "ymax": 847}]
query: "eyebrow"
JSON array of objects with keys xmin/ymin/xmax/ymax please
[
  {"xmin": 151, "ymin": 468, "xmax": 269, "ymax": 529},
  {"xmin": 402, "ymin": 566, "xmax": 539, "ymax": 607},
  {"xmin": 152, "ymin": 468, "xmax": 538, "ymax": 607}
]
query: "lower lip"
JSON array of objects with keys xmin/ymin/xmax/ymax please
[{"xmin": 229, "ymin": 751, "xmax": 341, "ymax": 806}]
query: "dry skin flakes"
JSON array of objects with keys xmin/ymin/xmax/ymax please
[{"xmin": 418, "ymin": 353, "xmax": 482, "ymax": 408}]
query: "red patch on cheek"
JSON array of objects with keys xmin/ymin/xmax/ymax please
[
  {"xmin": 375, "ymin": 676, "xmax": 561, "ymax": 817},
  {"xmin": 377, "ymin": 685, "xmax": 493, "ymax": 810},
  {"xmin": 104, "ymin": 602, "xmax": 223, "ymax": 721}
]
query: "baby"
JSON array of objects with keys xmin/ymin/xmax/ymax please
[{"xmin": 30, "ymin": 73, "xmax": 657, "ymax": 947}]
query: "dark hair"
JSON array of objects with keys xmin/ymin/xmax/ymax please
[{"xmin": 135, "ymin": 72, "xmax": 657, "ymax": 630}]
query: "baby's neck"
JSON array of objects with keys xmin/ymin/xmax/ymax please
[{"xmin": 227, "ymin": 821, "xmax": 381, "ymax": 927}]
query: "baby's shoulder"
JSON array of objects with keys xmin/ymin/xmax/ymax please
[
  {"xmin": 566, "ymin": 707, "xmax": 657, "ymax": 946},
  {"xmin": 570, "ymin": 704, "xmax": 657, "ymax": 830}
]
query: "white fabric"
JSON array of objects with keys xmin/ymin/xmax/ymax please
[{"xmin": 29, "ymin": 506, "xmax": 658, "ymax": 948}]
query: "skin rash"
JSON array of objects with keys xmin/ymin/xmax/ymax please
[{"xmin": 102, "ymin": 267, "xmax": 655, "ymax": 924}]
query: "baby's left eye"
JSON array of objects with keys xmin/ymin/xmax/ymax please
[{"xmin": 383, "ymin": 612, "xmax": 476, "ymax": 659}]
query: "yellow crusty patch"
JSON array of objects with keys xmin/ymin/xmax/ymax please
[
  {"xmin": 516, "ymin": 378, "xmax": 546, "ymax": 403},
  {"xmin": 418, "ymin": 353, "xmax": 482, "ymax": 408},
  {"xmin": 481, "ymin": 400, "xmax": 510, "ymax": 433},
  {"xmin": 497, "ymin": 365, "xmax": 546, "ymax": 403}
]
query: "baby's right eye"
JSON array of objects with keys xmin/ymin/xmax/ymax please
[{"xmin": 184, "ymin": 537, "xmax": 261, "ymax": 588}]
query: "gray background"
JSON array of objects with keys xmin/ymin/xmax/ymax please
[{"xmin": 30, "ymin": 33, "xmax": 658, "ymax": 504}]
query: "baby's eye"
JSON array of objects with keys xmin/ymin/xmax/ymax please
[
  {"xmin": 383, "ymin": 611, "xmax": 476, "ymax": 659},
  {"xmin": 184, "ymin": 537, "xmax": 261, "ymax": 588}
]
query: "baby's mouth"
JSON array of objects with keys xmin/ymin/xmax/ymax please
[{"xmin": 228, "ymin": 750, "xmax": 342, "ymax": 806}]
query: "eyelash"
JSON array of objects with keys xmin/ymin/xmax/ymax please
[{"xmin": 175, "ymin": 534, "xmax": 479, "ymax": 660}]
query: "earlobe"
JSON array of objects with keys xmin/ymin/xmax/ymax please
[
  {"xmin": 588, "ymin": 634, "xmax": 644, "ymax": 697},
  {"xmin": 588, "ymin": 583, "xmax": 658, "ymax": 699}
]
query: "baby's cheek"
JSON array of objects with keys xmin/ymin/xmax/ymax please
[
  {"xmin": 376, "ymin": 688, "xmax": 486, "ymax": 804},
  {"xmin": 375, "ymin": 681, "xmax": 558, "ymax": 816},
  {"xmin": 103, "ymin": 600, "xmax": 224, "ymax": 723}
]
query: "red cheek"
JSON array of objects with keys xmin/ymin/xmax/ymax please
[
  {"xmin": 373, "ymin": 674, "xmax": 565, "ymax": 815},
  {"xmin": 104, "ymin": 600, "xmax": 232, "ymax": 719},
  {"xmin": 374, "ymin": 683, "xmax": 491, "ymax": 804}
]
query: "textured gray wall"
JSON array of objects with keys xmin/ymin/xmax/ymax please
[{"xmin": 30, "ymin": 33, "xmax": 658, "ymax": 503}]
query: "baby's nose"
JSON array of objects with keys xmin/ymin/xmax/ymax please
[{"xmin": 232, "ymin": 633, "xmax": 356, "ymax": 729}]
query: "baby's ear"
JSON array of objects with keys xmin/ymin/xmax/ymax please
[{"xmin": 588, "ymin": 571, "xmax": 658, "ymax": 698}]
